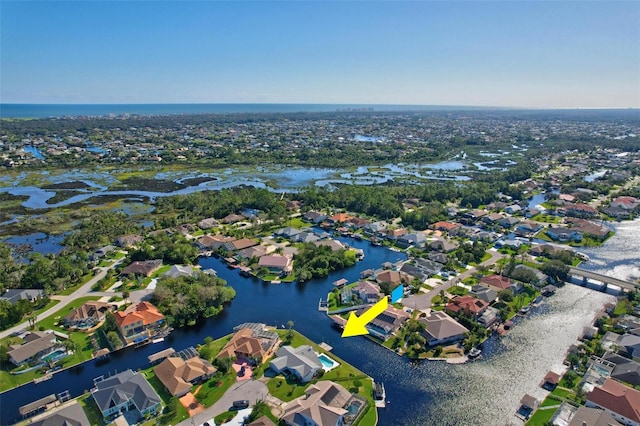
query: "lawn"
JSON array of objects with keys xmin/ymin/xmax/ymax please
[
  {"xmin": 193, "ymin": 372, "xmax": 237, "ymax": 407},
  {"xmin": 287, "ymin": 217, "xmax": 306, "ymax": 229},
  {"xmin": 267, "ymin": 376, "xmax": 309, "ymax": 401},
  {"xmin": 78, "ymin": 393, "xmax": 108, "ymax": 426},
  {"xmin": 526, "ymin": 406, "xmax": 557, "ymax": 425}
]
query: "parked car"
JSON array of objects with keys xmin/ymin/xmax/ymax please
[
  {"xmin": 232, "ymin": 400, "xmax": 249, "ymax": 409},
  {"xmin": 237, "ymin": 366, "xmax": 246, "ymax": 377}
]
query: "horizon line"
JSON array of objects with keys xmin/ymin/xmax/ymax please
[{"xmin": 1, "ymin": 102, "xmax": 637, "ymax": 111}]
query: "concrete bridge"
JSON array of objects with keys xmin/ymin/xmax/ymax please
[{"xmin": 568, "ymin": 266, "xmax": 639, "ymax": 292}]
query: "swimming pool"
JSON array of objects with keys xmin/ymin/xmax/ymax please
[
  {"xmin": 41, "ymin": 349, "xmax": 67, "ymax": 363},
  {"xmin": 317, "ymin": 353, "xmax": 339, "ymax": 371}
]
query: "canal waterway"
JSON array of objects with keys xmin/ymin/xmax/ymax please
[{"xmin": 3, "ymin": 221, "xmax": 637, "ymax": 425}]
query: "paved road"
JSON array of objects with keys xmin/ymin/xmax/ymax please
[
  {"xmin": 0, "ymin": 258, "xmax": 125, "ymax": 339},
  {"xmin": 176, "ymin": 380, "xmax": 269, "ymax": 426},
  {"xmin": 403, "ymin": 249, "xmax": 505, "ymax": 311}
]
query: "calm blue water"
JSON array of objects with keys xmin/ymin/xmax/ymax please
[
  {"xmin": 0, "ymin": 236, "xmax": 406, "ymax": 425},
  {"xmin": 0, "ymin": 104, "xmax": 467, "ymax": 118}
]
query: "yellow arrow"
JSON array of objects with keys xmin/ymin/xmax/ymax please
[{"xmin": 341, "ymin": 297, "xmax": 388, "ymax": 338}]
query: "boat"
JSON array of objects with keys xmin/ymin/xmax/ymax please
[
  {"xmin": 374, "ymin": 381, "xmax": 386, "ymax": 408},
  {"xmin": 151, "ymin": 337, "xmax": 164, "ymax": 344},
  {"xmin": 468, "ymin": 347, "xmax": 482, "ymax": 359},
  {"xmin": 519, "ymin": 305, "xmax": 531, "ymax": 315}
]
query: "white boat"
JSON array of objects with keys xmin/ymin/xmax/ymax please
[{"xmin": 151, "ymin": 337, "xmax": 164, "ymax": 343}]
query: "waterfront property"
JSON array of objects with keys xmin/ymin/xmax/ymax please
[
  {"xmin": 280, "ymin": 380, "xmax": 353, "ymax": 426},
  {"xmin": 154, "ymin": 355, "xmax": 217, "ymax": 397},
  {"xmin": 586, "ymin": 378, "xmax": 640, "ymax": 426},
  {"xmin": 216, "ymin": 323, "xmax": 280, "ymax": 364},
  {"xmin": 419, "ymin": 311, "xmax": 470, "ymax": 347},
  {"xmin": 114, "ymin": 301, "xmax": 166, "ymax": 344},
  {"xmin": 269, "ymin": 345, "xmax": 323, "ymax": 383},
  {"xmin": 63, "ymin": 301, "xmax": 115, "ymax": 330},
  {"xmin": 7, "ymin": 331, "xmax": 62, "ymax": 366},
  {"xmin": 91, "ymin": 369, "xmax": 162, "ymax": 422}
]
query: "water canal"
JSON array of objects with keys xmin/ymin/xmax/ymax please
[{"xmin": 2, "ymin": 221, "xmax": 637, "ymax": 425}]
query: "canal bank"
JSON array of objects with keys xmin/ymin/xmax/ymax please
[{"xmin": 2, "ymin": 220, "xmax": 636, "ymax": 425}]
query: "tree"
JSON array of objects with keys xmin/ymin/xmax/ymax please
[
  {"xmin": 214, "ymin": 356, "xmax": 233, "ymax": 374},
  {"xmin": 498, "ymin": 289, "xmax": 514, "ymax": 302},
  {"xmin": 106, "ymin": 331, "xmax": 122, "ymax": 350}
]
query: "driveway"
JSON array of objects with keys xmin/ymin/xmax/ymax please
[
  {"xmin": 0, "ymin": 257, "xmax": 126, "ymax": 339},
  {"xmin": 175, "ymin": 380, "xmax": 269, "ymax": 426}
]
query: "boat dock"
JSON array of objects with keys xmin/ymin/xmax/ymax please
[
  {"xmin": 374, "ymin": 382, "xmax": 386, "ymax": 408},
  {"xmin": 319, "ymin": 342, "xmax": 333, "ymax": 352},
  {"xmin": 318, "ymin": 298, "xmax": 328, "ymax": 311}
]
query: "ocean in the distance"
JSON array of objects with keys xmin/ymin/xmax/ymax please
[{"xmin": 0, "ymin": 103, "xmax": 480, "ymax": 118}]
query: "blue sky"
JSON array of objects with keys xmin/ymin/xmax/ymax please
[{"xmin": 1, "ymin": 1, "xmax": 639, "ymax": 107}]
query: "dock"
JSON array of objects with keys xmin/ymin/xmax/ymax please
[
  {"xmin": 19, "ymin": 394, "xmax": 57, "ymax": 418},
  {"xmin": 319, "ymin": 342, "xmax": 333, "ymax": 352},
  {"xmin": 318, "ymin": 298, "xmax": 328, "ymax": 311},
  {"xmin": 33, "ymin": 373, "xmax": 53, "ymax": 384}
]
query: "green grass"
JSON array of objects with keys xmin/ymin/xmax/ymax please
[
  {"xmin": 287, "ymin": 217, "xmax": 307, "ymax": 229},
  {"xmin": 193, "ymin": 372, "xmax": 237, "ymax": 407},
  {"xmin": 526, "ymin": 406, "xmax": 557, "ymax": 425},
  {"xmin": 34, "ymin": 299, "xmax": 60, "ymax": 315},
  {"xmin": 142, "ymin": 370, "xmax": 189, "ymax": 423},
  {"xmin": 78, "ymin": 393, "xmax": 108, "ymax": 426},
  {"xmin": 267, "ymin": 376, "xmax": 308, "ymax": 401}
]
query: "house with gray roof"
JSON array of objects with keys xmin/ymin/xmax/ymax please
[
  {"xmin": 7, "ymin": 331, "xmax": 61, "ymax": 366},
  {"xmin": 270, "ymin": 345, "xmax": 322, "ymax": 383},
  {"xmin": 163, "ymin": 265, "xmax": 196, "ymax": 279},
  {"xmin": 419, "ymin": 311, "xmax": 469, "ymax": 347},
  {"xmin": 91, "ymin": 369, "xmax": 162, "ymax": 422},
  {"xmin": 1, "ymin": 288, "xmax": 44, "ymax": 305}
]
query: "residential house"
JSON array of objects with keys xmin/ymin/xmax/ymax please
[
  {"xmin": 154, "ymin": 355, "xmax": 217, "ymax": 397},
  {"xmin": 114, "ymin": 302, "xmax": 166, "ymax": 344},
  {"xmin": 64, "ymin": 301, "xmax": 115, "ymax": 329},
  {"xmin": 221, "ymin": 213, "xmax": 245, "ymax": 224},
  {"xmin": 302, "ymin": 211, "xmax": 327, "ymax": 224},
  {"xmin": 7, "ymin": 331, "xmax": 61, "ymax": 366},
  {"xmin": 469, "ymin": 284, "xmax": 497, "ymax": 303},
  {"xmin": 586, "ymin": 378, "xmax": 640, "ymax": 426},
  {"xmin": 92, "ymin": 245, "xmax": 116, "ymax": 261},
  {"xmin": 238, "ymin": 245, "xmax": 273, "ymax": 260},
  {"xmin": 430, "ymin": 238, "xmax": 458, "ymax": 253},
  {"xmin": 91, "ymin": 369, "xmax": 162, "ymax": 421},
  {"xmin": 355, "ymin": 281, "xmax": 382, "ymax": 304},
  {"xmin": 258, "ymin": 255, "xmax": 293, "ymax": 275},
  {"xmin": 546, "ymin": 226, "xmax": 583, "ymax": 243},
  {"xmin": 197, "ymin": 217, "xmax": 218, "ymax": 229},
  {"xmin": 498, "ymin": 216, "xmax": 521, "ymax": 229},
  {"xmin": 412, "ymin": 259, "xmax": 443, "ymax": 277},
  {"xmin": 328, "ymin": 213, "xmax": 351, "ymax": 224},
  {"xmin": 347, "ymin": 217, "xmax": 370, "ymax": 229},
  {"xmin": 163, "ymin": 265, "xmax": 196, "ymax": 279},
  {"xmin": 446, "ymin": 295, "xmax": 489, "ymax": 319},
  {"xmin": 115, "ymin": 234, "xmax": 144, "ymax": 248},
  {"xmin": 315, "ymin": 239, "xmax": 346, "ymax": 251},
  {"xmin": 566, "ymin": 406, "xmax": 622, "ymax": 426},
  {"xmin": 515, "ymin": 220, "xmax": 543, "ymax": 236},
  {"xmin": 481, "ymin": 275, "xmax": 523, "ymax": 294},
  {"xmin": 248, "ymin": 416, "xmax": 277, "ymax": 426},
  {"xmin": 223, "ymin": 238, "xmax": 257, "ymax": 252},
  {"xmin": 386, "ymin": 228, "xmax": 407, "ymax": 241},
  {"xmin": 432, "ymin": 221, "xmax": 462, "ymax": 234},
  {"xmin": 397, "ymin": 232, "xmax": 426, "ymax": 248},
  {"xmin": 462, "ymin": 209, "xmax": 488, "ymax": 223},
  {"xmin": 30, "ymin": 401, "xmax": 91, "ymax": 426},
  {"xmin": 482, "ymin": 213, "xmax": 504, "ymax": 226},
  {"xmin": 604, "ymin": 353, "xmax": 640, "ymax": 387},
  {"xmin": 269, "ymin": 345, "xmax": 323, "ymax": 383},
  {"xmin": 617, "ymin": 334, "xmax": 640, "ymax": 361},
  {"xmin": 376, "ymin": 270, "xmax": 402, "ymax": 287},
  {"xmin": 566, "ymin": 203, "xmax": 599, "ymax": 218},
  {"xmin": 505, "ymin": 205, "xmax": 522, "ymax": 215},
  {"xmin": 363, "ymin": 221, "xmax": 387, "ymax": 236},
  {"xmin": 275, "ymin": 227, "xmax": 303, "ymax": 239},
  {"xmin": 399, "ymin": 263, "xmax": 428, "ymax": 281},
  {"xmin": 566, "ymin": 218, "xmax": 611, "ymax": 241},
  {"xmin": 292, "ymin": 232, "xmax": 319, "ymax": 244},
  {"xmin": 477, "ymin": 306, "xmax": 500, "ymax": 327},
  {"xmin": 195, "ymin": 234, "xmax": 235, "ymax": 250},
  {"xmin": 611, "ymin": 196, "xmax": 640, "ymax": 211},
  {"xmin": 121, "ymin": 259, "xmax": 163, "ymax": 278},
  {"xmin": 0, "ymin": 288, "xmax": 44, "ymax": 305},
  {"xmin": 428, "ymin": 252, "xmax": 449, "ymax": 265},
  {"xmin": 281, "ymin": 381, "xmax": 352, "ymax": 426},
  {"xmin": 419, "ymin": 311, "xmax": 469, "ymax": 347},
  {"xmin": 366, "ymin": 305, "xmax": 411, "ymax": 340},
  {"xmin": 216, "ymin": 324, "xmax": 279, "ymax": 364}
]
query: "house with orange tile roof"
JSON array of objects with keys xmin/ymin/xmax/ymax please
[
  {"xmin": 586, "ymin": 378, "xmax": 640, "ymax": 426},
  {"xmin": 216, "ymin": 327, "xmax": 279, "ymax": 364},
  {"xmin": 446, "ymin": 295, "xmax": 489, "ymax": 319},
  {"xmin": 114, "ymin": 302, "xmax": 166, "ymax": 344}
]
